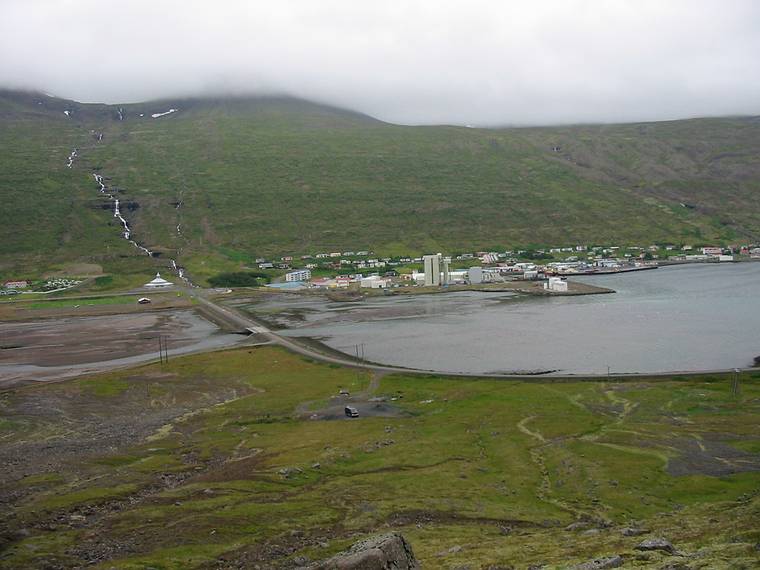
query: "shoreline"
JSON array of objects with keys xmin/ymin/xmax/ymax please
[
  {"xmin": 237, "ymin": 262, "xmax": 760, "ymax": 379},
  {"xmin": 335, "ymin": 279, "xmax": 615, "ymax": 299}
]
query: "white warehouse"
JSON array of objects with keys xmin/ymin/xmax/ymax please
[{"xmin": 544, "ymin": 276, "xmax": 568, "ymax": 292}]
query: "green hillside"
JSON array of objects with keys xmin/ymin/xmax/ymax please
[{"xmin": 1, "ymin": 89, "xmax": 758, "ymax": 283}]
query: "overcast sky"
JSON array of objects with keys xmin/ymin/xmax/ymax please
[{"xmin": 1, "ymin": 0, "xmax": 759, "ymax": 126}]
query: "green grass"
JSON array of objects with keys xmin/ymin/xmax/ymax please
[
  {"xmin": 1, "ymin": 90, "xmax": 758, "ymax": 284},
  {"xmin": 2, "ymin": 347, "xmax": 759, "ymax": 568},
  {"xmin": 17, "ymin": 473, "xmax": 65, "ymax": 486},
  {"xmin": 36, "ymin": 483, "xmax": 140, "ymax": 511},
  {"xmin": 26, "ymin": 295, "xmax": 139, "ymax": 309},
  {"xmin": 77, "ymin": 375, "xmax": 132, "ymax": 397}
]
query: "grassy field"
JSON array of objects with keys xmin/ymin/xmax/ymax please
[
  {"xmin": 23, "ymin": 295, "xmax": 140, "ymax": 310},
  {"xmin": 1, "ymin": 90, "xmax": 759, "ymax": 284},
  {"xmin": 1, "ymin": 346, "xmax": 758, "ymax": 568}
]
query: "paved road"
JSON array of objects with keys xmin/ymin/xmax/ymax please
[
  {"xmin": 189, "ymin": 289, "xmax": 428, "ymax": 374},
  {"xmin": 188, "ymin": 288, "xmax": 759, "ymax": 381}
]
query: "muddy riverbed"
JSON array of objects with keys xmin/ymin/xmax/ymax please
[{"xmin": 0, "ymin": 310, "xmax": 243, "ymax": 388}]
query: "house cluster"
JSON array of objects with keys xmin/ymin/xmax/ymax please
[
  {"xmin": 0, "ymin": 279, "xmax": 28, "ymax": 295},
  {"xmin": 37, "ymin": 278, "xmax": 82, "ymax": 291},
  {"xmin": 258, "ymin": 251, "xmax": 391, "ymax": 272},
  {"xmin": 0, "ymin": 277, "xmax": 82, "ymax": 295},
  {"xmin": 668, "ymin": 244, "xmax": 760, "ymax": 262},
  {"xmin": 263, "ymin": 241, "xmax": 760, "ymax": 291}
]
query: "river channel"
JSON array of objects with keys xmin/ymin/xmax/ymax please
[{"xmin": 248, "ymin": 263, "xmax": 760, "ymax": 375}]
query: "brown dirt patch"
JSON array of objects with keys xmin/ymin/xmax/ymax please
[{"xmin": 666, "ymin": 436, "xmax": 760, "ymax": 477}]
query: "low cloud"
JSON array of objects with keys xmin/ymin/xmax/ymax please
[{"xmin": 2, "ymin": 0, "xmax": 759, "ymax": 125}]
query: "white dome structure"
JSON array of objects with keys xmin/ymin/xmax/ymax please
[{"xmin": 144, "ymin": 272, "xmax": 173, "ymax": 288}]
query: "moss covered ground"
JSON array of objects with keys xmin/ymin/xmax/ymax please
[{"xmin": 1, "ymin": 346, "xmax": 758, "ymax": 568}]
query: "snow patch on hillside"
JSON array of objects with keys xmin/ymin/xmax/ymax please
[{"xmin": 151, "ymin": 108, "xmax": 178, "ymax": 118}]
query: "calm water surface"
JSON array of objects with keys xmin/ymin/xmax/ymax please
[{"xmin": 255, "ymin": 263, "xmax": 760, "ymax": 375}]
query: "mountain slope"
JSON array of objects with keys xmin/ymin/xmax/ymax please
[{"xmin": 1, "ymin": 90, "xmax": 758, "ymax": 281}]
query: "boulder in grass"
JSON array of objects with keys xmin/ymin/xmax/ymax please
[
  {"xmin": 310, "ymin": 532, "xmax": 419, "ymax": 570},
  {"xmin": 570, "ymin": 555, "xmax": 624, "ymax": 569},
  {"xmin": 634, "ymin": 537, "xmax": 677, "ymax": 554},
  {"xmin": 621, "ymin": 527, "xmax": 649, "ymax": 537}
]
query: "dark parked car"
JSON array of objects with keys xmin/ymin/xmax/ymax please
[{"xmin": 344, "ymin": 406, "xmax": 359, "ymax": 418}]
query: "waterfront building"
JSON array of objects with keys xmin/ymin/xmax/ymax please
[
  {"xmin": 545, "ymin": 276, "xmax": 568, "ymax": 292},
  {"xmin": 360, "ymin": 276, "xmax": 391, "ymax": 289},
  {"xmin": 468, "ymin": 267, "xmax": 483, "ymax": 284},
  {"xmin": 423, "ymin": 254, "xmax": 441, "ymax": 286}
]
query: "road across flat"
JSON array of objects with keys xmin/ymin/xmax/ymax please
[{"xmin": 3, "ymin": 286, "xmax": 755, "ymax": 389}]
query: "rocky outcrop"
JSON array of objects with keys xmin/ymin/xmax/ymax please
[
  {"xmin": 621, "ymin": 527, "xmax": 649, "ymax": 537},
  {"xmin": 570, "ymin": 555, "xmax": 624, "ymax": 569},
  {"xmin": 309, "ymin": 532, "xmax": 419, "ymax": 569},
  {"xmin": 634, "ymin": 537, "xmax": 677, "ymax": 554}
]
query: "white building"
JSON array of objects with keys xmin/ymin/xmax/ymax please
[
  {"xmin": 285, "ymin": 269, "xmax": 311, "ymax": 282},
  {"xmin": 441, "ymin": 256, "xmax": 451, "ymax": 285},
  {"xmin": 545, "ymin": 276, "xmax": 568, "ymax": 292},
  {"xmin": 423, "ymin": 254, "xmax": 441, "ymax": 286},
  {"xmin": 360, "ymin": 276, "xmax": 391, "ymax": 289},
  {"xmin": 468, "ymin": 267, "xmax": 483, "ymax": 284},
  {"xmin": 596, "ymin": 259, "xmax": 620, "ymax": 268},
  {"xmin": 145, "ymin": 273, "xmax": 173, "ymax": 288}
]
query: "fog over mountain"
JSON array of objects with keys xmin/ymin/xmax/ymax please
[{"xmin": 2, "ymin": 0, "xmax": 759, "ymax": 126}]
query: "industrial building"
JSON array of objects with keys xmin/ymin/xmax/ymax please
[
  {"xmin": 423, "ymin": 254, "xmax": 441, "ymax": 286},
  {"xmin": 545, "ymin": 276, "xmax": 568, "ymax": 292},
  {"xmin": 468, "ymin": 267, "xmax": 483, "ymax": 284},
  {"xmin": 360, "ymin": 275, "xmax": 391, "ymax": 289},
  {"xmin": 421, "ymin": 253, "xmax": 455, "ymax": 286},
  {"xmin": 441, "ymin": 256, "xmax": 451, "ymax": 285}
]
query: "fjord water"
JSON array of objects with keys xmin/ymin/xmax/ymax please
[{"xmin": 273, "ymin": 263, "xmax": 760, "ymax": 375}]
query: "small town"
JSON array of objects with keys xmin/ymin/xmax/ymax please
[
  {"xmin": 256, "ymin": 242, "xmax": 760, "ymax": 292},
  {"xmin": 3, "ymin": 243, "xmax": 759, "ymax": 295}
]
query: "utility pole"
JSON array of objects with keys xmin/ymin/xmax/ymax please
[
  {"xmin": 731, "ymin": 368, "xmax": 741, "ymax": 398},
  {"xmin": 157, "ymin": 335, "xmax": 169, "ymax": 365}
]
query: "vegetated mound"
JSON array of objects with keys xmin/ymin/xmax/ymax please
[
  {"xmin": 1, "ymin": 88, "xmax": 759, "ymax": 280},
  {"xmin": 208, "ymin": 271, "xmax": 269, "ymax": 287}
]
